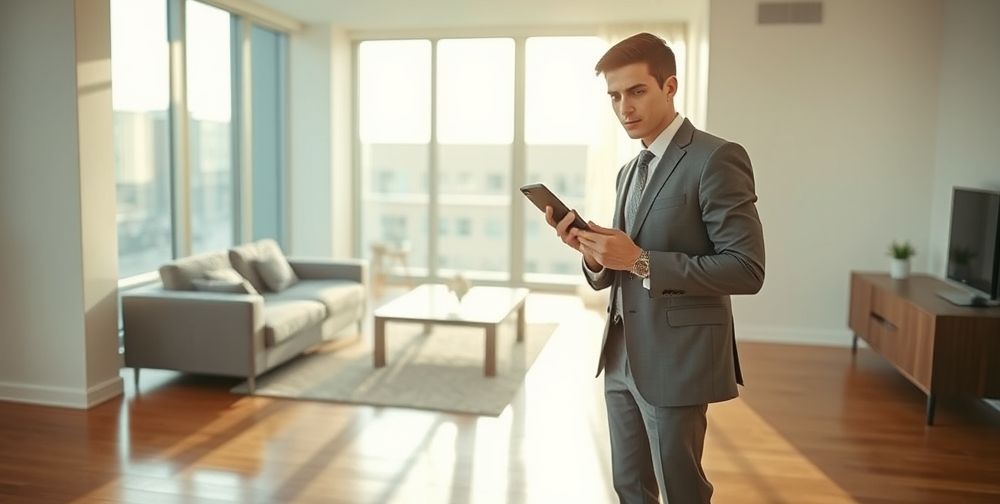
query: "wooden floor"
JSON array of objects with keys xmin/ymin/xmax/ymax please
[{"xmin": 1, "ymin": 293, "xmax": 999, "ymax": 503}]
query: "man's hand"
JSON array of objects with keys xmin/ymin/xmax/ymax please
[
  {"xmin": 544, "ymin": 206, "xmax": 602, "ymax": 271},
  {"xmin": 575, "ymin": 221, "xmax": 642, "ymax": 271}
]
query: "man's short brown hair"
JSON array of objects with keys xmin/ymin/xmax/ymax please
[{"xmin": 594, "ymin": 32, "xmax": 676, "ymax": 88}]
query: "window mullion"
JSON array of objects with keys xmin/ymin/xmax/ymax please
[
  {"xmin": 234, "ymin": 17, "xmax": 253, "ymax": 244},
  {"xmin": 510, "ymin": 37, "xmax": 527, "ymax": 286},
  {"xmin": 428, "ymin": 39, "xmax": 439, "ymax": 281},
  {"xmin": 351, "ymin": 41, "xmax": 362, "ymax": 258},
  {"xmin": 167, "ymin": 0, "xmax": 192, "ymax": 258}
]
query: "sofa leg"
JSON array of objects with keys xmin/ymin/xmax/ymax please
[
  {"xmin": 133, "ymin": 367, "xmax": 140, "ymax": 393},
  {"xmin": 247, "ymin": 375, "xmax": 256, "ymax": 395}
]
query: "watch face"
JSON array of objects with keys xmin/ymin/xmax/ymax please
[
  {"xmin": 630, "ymin": 251, "xmax": 649, "ymax": 278},
  {"xmin": 632, "ymin": 251, "xmax": 650, "ymax": 278}
]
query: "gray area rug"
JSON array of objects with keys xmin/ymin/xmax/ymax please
[{"xmin": 232, "ymin": 320, "xmax": 556, "ymax": 416}]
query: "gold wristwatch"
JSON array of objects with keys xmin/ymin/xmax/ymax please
[{"xmin": 630, "ymin": 249, "xmax": 650, "ymax": 278}]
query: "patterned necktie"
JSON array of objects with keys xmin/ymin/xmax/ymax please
[
  {"xmin": 625, "ymin": 149, "xmax": 656, "ymax": 233},
  {"xmin": 612, "ymin": 149, "xmax": 657, "ymax": 323}
]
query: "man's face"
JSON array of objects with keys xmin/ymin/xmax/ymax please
[{"xmin": 604, "ymin": 62, "xmax": 677, "ymax": 146}]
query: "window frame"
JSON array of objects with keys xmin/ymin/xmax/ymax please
[
  {"xmin": 113, "ymin": 0, "xmax": 292, "ymax": 289},
  {"xmin": 351, "ymin": 28, "xmax": 629, "ymax": 291}
]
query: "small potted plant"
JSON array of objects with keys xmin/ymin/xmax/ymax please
[{"xmin": 888, "ymin": 241, "xmax": 916, "ymax": 279}]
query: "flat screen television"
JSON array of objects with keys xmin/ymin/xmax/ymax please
[{"xmin": 939, "ymin": 187, "xmax": 1000, "ymax": 306}]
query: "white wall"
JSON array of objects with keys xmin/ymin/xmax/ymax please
[
  {"xmin": 707, "ymin": 0, "xmax": 945, "ymax": 345},
  {"xmin": 0, "ymin": 0, "xmax": 122, "ymax": 408},
  {"xmin": 927, "ymin": 0, "xmax": 1000, "ymax": 275},
  {"xmin": 76, "ymin": 0, "xmax": 123, "ymax": 405}
]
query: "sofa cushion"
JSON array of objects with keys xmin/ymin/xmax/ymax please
[
  {"xmin": 159, "ymin": 251, "xmax": 232, "ymax": 291},
  {"xmin": 263, "ymin": 299, "xmax": 326, "ymax": 347},
  {"xmin": 255, "ymin": 252, "xmax": 299, "ymax": 292},
  {"xmin": 267, "ymin": 279, "xmax": 365, "ymax": 319},
  {"xmin": 229, "ymin": 239, "xmax": 289, "ymax": 293},
  {"xmin": 191, "ymin": 268, "xmax": 259, "ymax": 294}
]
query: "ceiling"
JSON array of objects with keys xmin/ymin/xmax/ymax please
[{"xmin": 253, "ymin": 0, "xmax": 705, "ymax": 30}]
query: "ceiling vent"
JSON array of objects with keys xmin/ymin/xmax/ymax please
[{"xmin": 758, "ymin": 2, "xmax": 823, "ymax": 24}]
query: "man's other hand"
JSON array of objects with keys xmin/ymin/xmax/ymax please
[{"xmin": 576, "ymin": 221, "xmax": 642, "ymax": 271}]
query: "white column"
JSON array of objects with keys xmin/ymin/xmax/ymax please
[{"xmin": 0, "ymin": 0, "xmax": 123, "ymax": 408}]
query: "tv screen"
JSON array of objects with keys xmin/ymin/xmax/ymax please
[{"xmin": 946, "ymin": 187, "xmax": 1000, "ymax": 299}]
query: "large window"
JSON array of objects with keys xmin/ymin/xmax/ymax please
[
  {"xmin": 357, "ymin": 34, "xmax": 643, "ymax": 286},
  {"xmin": 523, "ymin": 36, "xmax": 607, "ymax": 283},
  {"xmin": 250, "ymin": 25, "xmax": 287, "ymax": 242},
  {"xmin": 437, "ymin": 38, "xmax": 514, "ymax": 278},
  {"xmin": 359, "ymin": 38, "xmax": 517, "ymax": 281},
  {"xmin": 358, "ymin": 40, "xmax": 432, "ymax": 275},
  {"xmin": 111, "ymin": 0, "xmax": 289, "ymax": 279},
  {"xmin": 111, "ymin": 0, "xmax": 172, "ymax": 278},
  {"xmin": 186, "ymin": 0, "xmax": 235, "ymax": 254}
]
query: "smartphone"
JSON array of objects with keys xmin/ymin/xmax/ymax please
[{"xmin": 519, "ymin": 183, "xmax": 589, "ymax": 230}]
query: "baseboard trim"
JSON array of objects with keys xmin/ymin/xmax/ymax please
[
  {"xmin": 0, "ymin": 375, "xmax": 123, "ymax": 409},
  {"xmin": 86, "ymin": 375, "xmax": 124, "ymax": 407},
  {"xmin": 736, "ymin": 324, "xmax": 857, "ymax": 348}
]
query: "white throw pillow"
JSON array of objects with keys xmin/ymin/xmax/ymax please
[{"xmin": 254, "ymin": 252, "xmax": 299, "ymax": 292}]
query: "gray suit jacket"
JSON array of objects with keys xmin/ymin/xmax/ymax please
[{"xmin": 585, "ymin": 118, "xmax": 765, "ymax": 408}]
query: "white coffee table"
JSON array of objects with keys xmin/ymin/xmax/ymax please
[{"xmin": 373, "ymin": 284, "xmax": 530, "ymax": 376}]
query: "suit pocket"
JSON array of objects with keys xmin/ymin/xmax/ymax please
[
  {"xmin": 650, "ymin": 193, "xmax": 686, "ymax": 211},
  {"xmin": 666, "ymin": 306, "xmax": 727, "ymax": 327}
]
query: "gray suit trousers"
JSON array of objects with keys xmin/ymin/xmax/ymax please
[{"xmin": 604, "ymin": 320, "xmax": 713, "ymax": 504}]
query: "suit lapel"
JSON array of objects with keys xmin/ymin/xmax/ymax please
[{"xmin": 629, "ymin": 118, "xmax": 695, "ymax": 239}]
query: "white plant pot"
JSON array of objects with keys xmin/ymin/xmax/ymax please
[{"xmin": 890, "ymin": 258, "xmax": 911, "ymax": 279}]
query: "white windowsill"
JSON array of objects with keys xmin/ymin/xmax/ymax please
[{"xmin": 118, "ymin": 271, "xmax": 161, "ymax": 291}]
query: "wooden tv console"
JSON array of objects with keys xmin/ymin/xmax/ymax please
[{"xmin": 848, "ymin": 272, "xmax": 1000, "ymax": 425}]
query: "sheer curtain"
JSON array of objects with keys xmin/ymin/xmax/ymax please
[{"xmin": 578, "ymin": 24, "xmax": 690, "ymax": 305}]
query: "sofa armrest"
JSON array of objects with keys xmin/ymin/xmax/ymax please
[
  {"xmin": 288, "ymin": 258, "xmax": 368, "ymax": 284},
  {"xmin": 122, "ymin": 289, "xmax": 266, "ymax": 376}
]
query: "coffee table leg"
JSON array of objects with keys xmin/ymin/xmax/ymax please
[
  {"xmin": 485, "ymin": 325, "xmax": 497, "ymax": 377},
  {"xmin": 374, "ymin": 317, "xmax": 386, "ymax": 368},
  {"xmin": 516, "ymin": 301, "xmax": 526, "ymax": 343}
]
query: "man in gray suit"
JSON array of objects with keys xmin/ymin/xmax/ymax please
[{"xmin": 546, "ymin": 33, "xmax": 765, "ymax": 503}]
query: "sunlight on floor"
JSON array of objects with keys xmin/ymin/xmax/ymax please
[{"xmin": 72, "ymin": 290, "xmax": 861, "ymax": 503}]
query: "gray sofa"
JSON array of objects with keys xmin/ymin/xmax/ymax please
[{"xmin": 122, "ymin": 239, "xmax": 367, "ymax": 393}]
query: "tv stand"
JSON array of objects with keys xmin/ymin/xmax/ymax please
[
  {"xmin": 936, "ymin": 290, "xmax": 1000, "ymax": 307},
  {"xmin": 849, "ymin": 272, "xmax": 1000, "ymax": 425}
]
